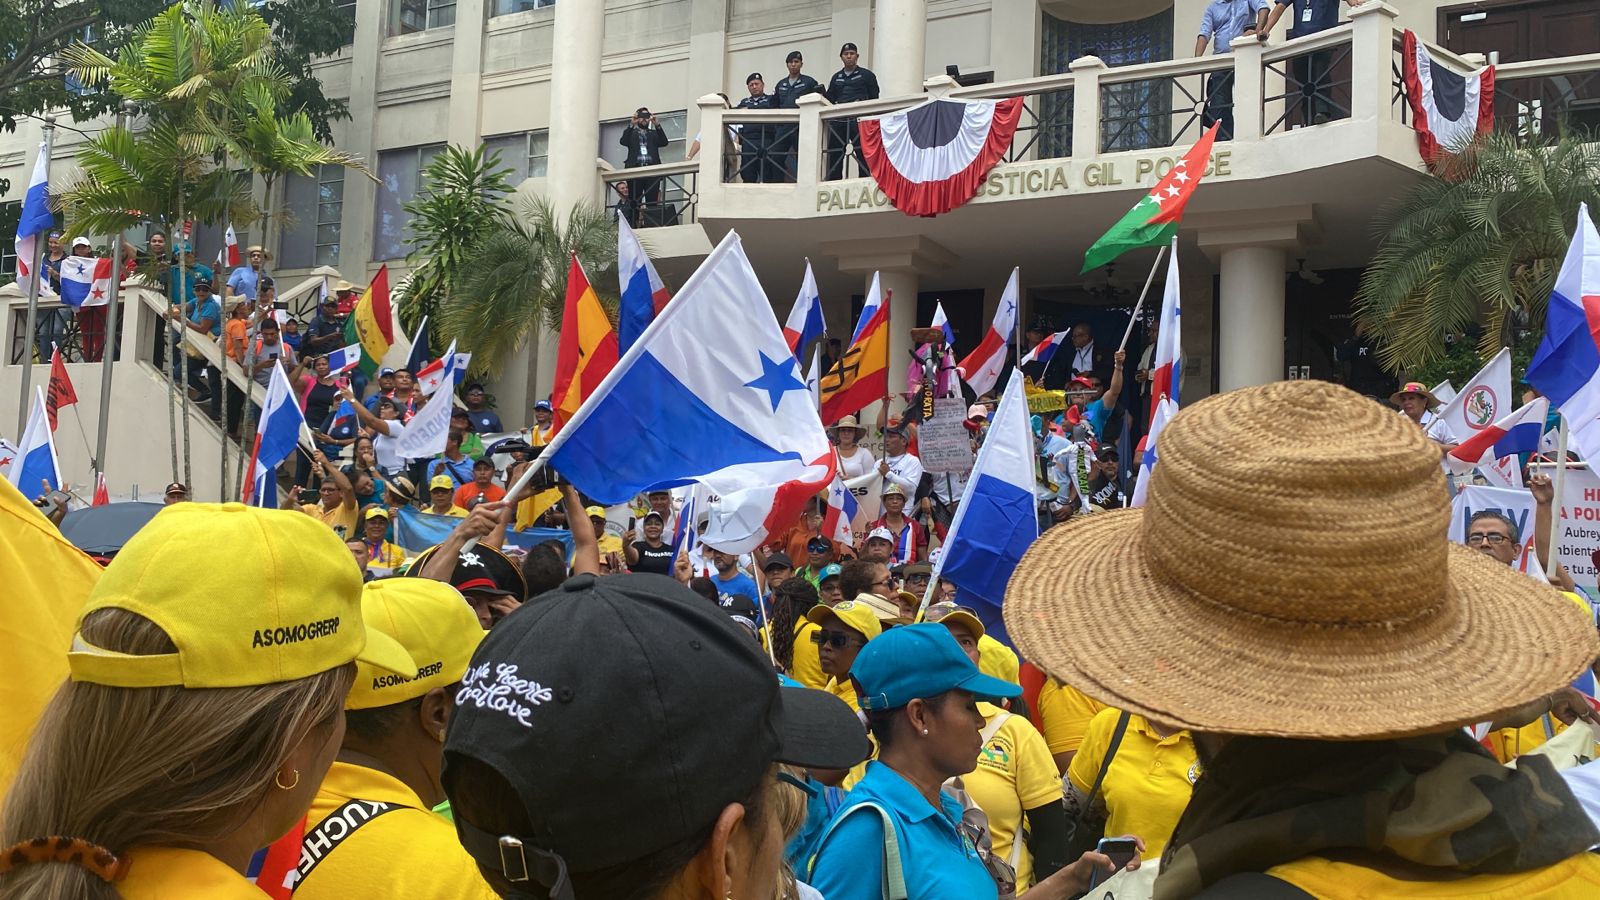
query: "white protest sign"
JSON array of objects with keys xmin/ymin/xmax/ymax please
[
  {"xmin": 395, "ymin": 384, "xmax": 454, "ymax": 459},
  {"xmin": 1555, "ymin": 467, "xmax": 1600, "ymax": 595},
  {"xmin": 1449, "ymin": 484, "xmax": 1545, "ymax": 580},
  {"xmin": 918, "ymin": 398, "xmax": 976, "ymax": 475},
  {"xmin": 845, "ymin": 470, "xmax": 882, "ymax": 536}
]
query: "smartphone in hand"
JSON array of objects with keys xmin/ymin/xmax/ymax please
[{"xmin": 1088, "ymin": 837, "xmax": 1139, "ymax": 889}]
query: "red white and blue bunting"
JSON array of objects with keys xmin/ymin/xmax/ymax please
[
  {"xmin": 1402, "ymin": 29, "xmax": 1495, "ymax": 167},
  {"xmin": 859, "ymin": 96, "xmax": 1024, "ymax": 218}
]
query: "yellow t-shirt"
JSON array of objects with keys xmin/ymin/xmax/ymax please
[
  {"xmin": 427, "ymin": 504, "xmax": 468, "ymax": 518},
  {"xmin": 790, "ymin": 620, "xmax": 828, "ymax": 690},
  {"xmin": 978, "ymin": 634, "xmax": 1020, "ymax": 686},
  {"xmin": 1066, "ymin": 709, "xmax": 1198, "ymax": 859},
  {"xmin": 295, "ymin": 760, "xmax": 497, "ymax": 900},
  {"xmin": 1038, "ymin": 678, "xmax": 1109, "ymax": 758},
  {"xmin": 1267, "ymin": 850, "xmax": 1600, "ymax": 898},
  {"xmin": 597, "ymin": 533, "xmax": 624, "ymax": 555},
  {"xmin": 962, "ymin": 703, "xmax": 1064, "ymax": 892},
  {"xmin": 116, "ymin": 846, "xmax": 265, "ymax": 899},
  {"xmin": 302, "ymin": 501, "xmax": 359, "ymax": 539},
  {"xmin": 826, "ymin": 675, "xmax": 860, "ymax": 712},
  {"xmin": 1488, "ymin": 714, "xmax": 1566, "ymax": 765}
]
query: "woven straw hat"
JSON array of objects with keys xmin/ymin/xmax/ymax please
[{"xmin": 1005, "ymin": 380, "xmax": 1599, "ymax": 741}]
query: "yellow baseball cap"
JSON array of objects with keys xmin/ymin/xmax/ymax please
[
  {"xmin": 346, "ymin": 578, "xmax": 484, "ymax": 711},
  {"xmin": 68, "ymin": 503, "xmax": 414, "ymax": 689},
  {"xmin": 585, "ymin": 505, "xmax": 606, "ymax": 518},
  {"xmin": 806, "ymin": 600, "xmax": 883, "ymax": 642},
  {"xmin": 429, "ymin": 475, "xmax": 455, "ymax": 492}
]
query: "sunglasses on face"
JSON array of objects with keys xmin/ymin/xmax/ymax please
[{"xmin": 810, "ymin": 630, "xmax": 863, "ymax": 649}]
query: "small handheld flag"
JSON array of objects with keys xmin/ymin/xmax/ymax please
[
  {"xmin": 46, "ymin": 344, "xmax": 78, "ymax": 431},
  {"xmin": 957, "ymin": 268, "xmax": 1020, "ymax": 397},
  {"xmin": 6, "ymin": 387, "xmax": 61, "ymax": 501},
  {"xmin": 323, "ymin": 343, "xmax": 364, "ymax": 376},
  {"xmin": 783, "ymin": 260, "xmax": 827, "ymax": 360},
  {"xmin": 13, "ymin": 142, "xmax": 53, "ymax": 297},
  {"xmin": 1019, "ymin": 329, "xmax": 1068, "ymax": 367}
]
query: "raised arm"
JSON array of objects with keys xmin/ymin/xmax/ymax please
[
  {"xmin": 562, "ymin": 482, "xmax": 600, "ymax": 576},
  {"xmin": 317, "ymin": 450, "xmax": 357, "ymax": 511}
]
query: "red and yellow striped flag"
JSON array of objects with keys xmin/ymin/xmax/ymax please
[
  {"xmin": 343, "ymin": 265, "xmax": 394, "ymax": 375},
  {"xmin": 551, "ymin": 256, "xmax": 620, "ymax": 430}
]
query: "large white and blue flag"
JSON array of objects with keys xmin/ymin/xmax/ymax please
[
  {"xmin": 13, "ymin": 143, "xmax": 54, "ymax": 296},
  {"xmin": 930, "ymin": 370, "xmax": 1037, "ymax": 644},
  {"xmin": 542, "ymin": 231, "xmax": 836, "ymax": 553},
  {"xmin": 1527, "ymin": 204, "xmax": 1600, "ymax": 460},
  {"xmin": 931, "ymin": 300, "xmax": 955, "ymax": 346},
  {"xmin": 5, "ymin": 387, "xmax": 60, "ymax": 502},
  {"xmin": 244, "ymin": 363, "xmax": 306, "ymax": 506},
  {"xmin": 617, "ymin": 216, "xmax": 671, "ymax": 354}
]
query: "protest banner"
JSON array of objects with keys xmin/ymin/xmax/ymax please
[
  {"xmin": 1449, "ymin": 484, "xmax": 1544, "ymax": 581},
  {"xmin": 918, "ymin": 398, "xmax": 976, "ymax": 475},
  {"xmin": 1555, "ymin": 468, "xmax": 1600, "ymax": 594},
  {"xmin": 845, "ymin": 471, "xmax": 882, "ymax": 534}
]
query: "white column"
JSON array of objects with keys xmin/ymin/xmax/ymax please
[
  {"xmin": 446, "ymin": 0, "xmax": 487, "ymax": 146},
  {"xmin": 546, "ymin": 1, "xmax": 604, "ymax": 211},
  {"xmin": 872, "ymin": 0, "xmax": 926, "ymax": 97},
  {"xmin": 1218, "ymin": 246, "xmax": 1287, "ymax": 391},
  {"xmin": 878, "ymin": 268, "xmax": 919, "ymax": 419},
  {"xmin": 498, "ymin": 0, "xmax": 604, "ymax": 424},
  {"xmin": 339, "ymin": 0, "xmax": 384, "ymax": 275}
]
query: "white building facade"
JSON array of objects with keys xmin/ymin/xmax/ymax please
[{"xmin": 3, "ymin": 0, "xmax": 1598, "ymax": 496}]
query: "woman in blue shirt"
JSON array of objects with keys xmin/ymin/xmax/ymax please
[
  {"xmin": 808, "ymin": 624, "xmax": 1137, "ymax": 900},
  {"xmin": 808, "ymin": 623, "xmax": 1012, "ymax": 899}
]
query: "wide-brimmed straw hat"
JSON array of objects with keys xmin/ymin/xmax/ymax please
[
  {"xmin": 1389, "ymin": 381, "xmax": 1441, "ymax": 408},
  {"xmin": 828, "ymin": 415, "xmax": 866, "ymax": 437},
  {"xmin": 1004, "ymin": 380, "xmax": 1599, "ymax": 741}
]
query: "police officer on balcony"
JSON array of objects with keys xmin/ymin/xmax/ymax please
[
  {"xmin": 619, "ymin": 106, "xmax": 670, "ymax": 221},
  {"xmin": 825, "ymin": 42, "xmax": 880, "ymax": 180},
  {"xmin": 735, "ymin": 72, "xmax": 780, "ymax": 183},
  {"xmin": 773, "ymin": 50, "xmax": 822, "ymax": 181}
]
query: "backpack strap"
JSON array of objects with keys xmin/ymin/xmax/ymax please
[
  {"xmin": 809, "ymin": 801, "xmax": 908, "ymax": 900},
  {"xmin": 979, "ymin": 711, "xmax": 1011, "ymax": 746},
  {"xmin": 1081, "ymin": 710, "xmax": 1132, "ymax": 818},
  {"xmin": 290, "ymin": 798, "xmax": 407, "ymax": 889},
  {"xmin": 977, "ymin": 712, "xmax": 1030, "ymax": 873}
]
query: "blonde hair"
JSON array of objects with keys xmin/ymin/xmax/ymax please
[
  {"xmin": 0, "ymin": 609, "xmax": 353, "ymax": 900},
  {"xmin": 772, "ymin": 766, "xmax": 812, "ymax": 900}
]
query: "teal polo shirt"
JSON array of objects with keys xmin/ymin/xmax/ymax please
[{"xmin": 808, "ymin": 761, "xmax": 996, "ymax": 900}]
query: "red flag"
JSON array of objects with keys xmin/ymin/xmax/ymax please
[
  {"xmin": 46, "ymin": 345, "xmax": 78, "ymax": 432},
  {"xmin": 550, "ymin": 256, "xmax": 620, "ymax": 431},
  {"xmin": 92, "ymin": 473, "xmax": 109, "ymax": 506},
  {"xmin": 250, "ymin": 815, "xmax": 304, "ymax": 898}
]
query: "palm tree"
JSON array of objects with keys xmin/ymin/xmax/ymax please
[
  {"xmin": 1354, "ymin": 131, "xmax": 1600, "ymax": 374},
  {"xmin": 439, "ymin": 196, "xmax": 618, "ymax": 378},
  {"xmin": 394, "ymin": 144, "xmax": 516, "ymax": 339}
]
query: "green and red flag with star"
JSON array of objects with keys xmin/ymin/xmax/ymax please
[{"xmin": 1081, "ymin": 123, "xmax": 1221, "ymax": 273}]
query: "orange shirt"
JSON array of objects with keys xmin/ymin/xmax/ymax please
[
  {"xmin": 454, "ymin": 482, "xmax": 506, "ymax": 509},
  {"xmin": 224, "ymin": 317, "xmax": 248, "ymax": 362}
]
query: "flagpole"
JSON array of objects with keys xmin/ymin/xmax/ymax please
[
  {"xmin": 1118, "ymin": 243, "xmax": 1168, "ymax": 353},
  {"xmin": 95, "ymin": 104, "xmax": 128, "ymax": 479},
  {"xmin": 17, "ymin": 117, "xmax": 55, "ymax": 437},
  {"xmin": 1011, "ymin": 267, "xmax": 1022, "ymax": 374},
  {"xmin": 747, "ymin": 559, "xmax": 779, "ymax": 668},
  {"xmin": 1548, "ymin": 414, "xmax": 1570, "ymax": 574}
]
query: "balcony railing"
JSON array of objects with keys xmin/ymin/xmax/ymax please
[
  {"xmin": 600, "ymin": 160, "xmax": 699, "ymax": 229},
  {"xmin": 7, "ymin": 300, "xmax": 126, "ymax": 365},
  {"xmin": 690, "ymin": 4, "xmax": 1600, "ymax": 225}
]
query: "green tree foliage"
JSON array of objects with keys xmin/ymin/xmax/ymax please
[
  {"xmin": 438, "ymin": 196, "xmax": 618, "ymax": 378},
  {"xmin": 394, "ymin": 145, "xmax": 516, "ymax": 342},
  {"xmin": 1355, "ymin": 131, "xmax": 1600, "ymax": 374},
  {"xmin": 0, "ymin": 0, "xmax": 353, "ymax": 185}
]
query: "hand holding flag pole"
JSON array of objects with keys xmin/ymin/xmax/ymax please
[{"xmin": 1118, "ymin": 242, "xmax": 1170, "ymax": 353}]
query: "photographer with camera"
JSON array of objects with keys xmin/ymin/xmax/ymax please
[{"xmin": 619, "ymin": 105, "xmax": 670, "ymax": 220}]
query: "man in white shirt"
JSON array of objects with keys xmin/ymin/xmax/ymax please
[
  {"xmin": 877, "ymin": 423, "xmax": 924, "ymax": 497},
  {"xmin": 1068, "ymin": 321, "xmax": 1111, "ymax": 385},
  {"xmin": 1392, "ymin": 382, "xmax": 1458, "ymax": 448}
]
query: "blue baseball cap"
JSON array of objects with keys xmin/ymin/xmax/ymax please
[
  {"xmin": 818, "ymin": 563, "xmax": 842, "ymax": 581},
  {"xmin": 534, "ymin": 399, "xmax": 553, "ymax": 412},
  {"xmin": 850, "ymin": 623, "xmax": 1021, "ymax": 711}
]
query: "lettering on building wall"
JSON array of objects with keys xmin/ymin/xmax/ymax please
[{"xmin": 814, "ymin": 149, "xmax": 1233, "ymax": 212}]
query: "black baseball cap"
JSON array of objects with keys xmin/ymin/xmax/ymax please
[
  {"xmin": 840, "ymin": 42, "xmax": 858, "ymax": 54},
  {"xmin": 406, "ymin": 543, "xmax": 528, "ymax": 601},
  {"xmin": 444, "ymin": 574, "xmax": 869, "ymax": 888},
  {"xmin": 763, "ymin": 552, "xmax": 793, "ymax": 572}
]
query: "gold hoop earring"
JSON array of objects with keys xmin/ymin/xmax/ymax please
[{"xmin": 274, "ymin": 769, "xmax": 300, "ymax": 791}]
